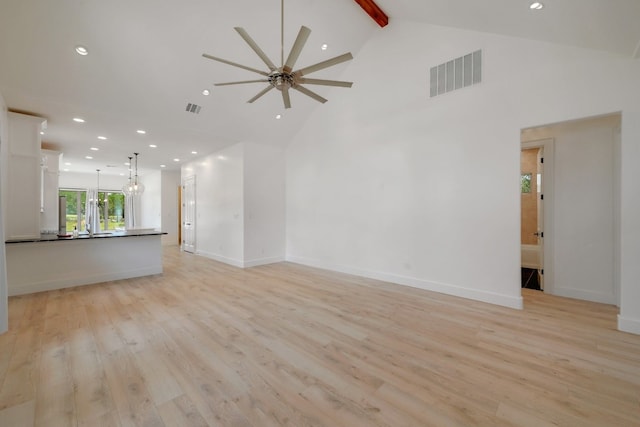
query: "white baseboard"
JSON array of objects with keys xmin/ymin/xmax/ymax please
[
  {"xmin": 286, "ymin": 255, "xmax": 523, "ymax": 310},
  {"xmin": 8, "ymin": 266, "xmax": 162, "ymax": 297},
  {"xmin": 618, "ymin": 315, "xmax": 640, "ymax": 335},
  {"xmin": 196, "ymin": 250, "xmax": 245, "ymax": 268},
  {"xmin": 196, "ymin": 250, "xmax": 284, "ymax": 268},
  {"xmin": 244, "ymin": 256, "xmax": 285, "ymax": 268},
  {"xmin": 552, "ymin": 287, "xmax": 616, "ymax": 305}
]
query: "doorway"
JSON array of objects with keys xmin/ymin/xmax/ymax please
[
  {"xmin": 520, "ymin": 113, "xmax": 621, "ymax": 305},
  {"xmin": 182, "ymin": 175, "xmax": 196, "ymax": 253},
  {"xmin": 520, "ymin": 144, "xmax": 545, "ymax": 290}
]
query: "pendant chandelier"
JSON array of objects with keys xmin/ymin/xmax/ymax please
[{"xmin": 122, "ymin": 152, "xmax": 145, "ymax": 196}]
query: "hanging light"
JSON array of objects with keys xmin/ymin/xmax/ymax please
[
  {"xmin": 122, "ymin": 153, "xmax": 145, "ymax": 196},
  {"xmin": 122, "ymin": 156, "xmax": 134, "ymax": 196}
]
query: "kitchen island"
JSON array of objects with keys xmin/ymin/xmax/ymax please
[{"xmin": 5, "ymin": 229, "xmax": 166, "ymax": 296}]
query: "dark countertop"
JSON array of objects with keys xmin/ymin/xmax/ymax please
[{"xmin": 5, "ymin": 229, "xmax": 166, "ymax": 244}]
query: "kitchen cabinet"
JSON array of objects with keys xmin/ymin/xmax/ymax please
[{"xmin": 5, "ymin": 112, "xmax": 46, "ymax": 240}]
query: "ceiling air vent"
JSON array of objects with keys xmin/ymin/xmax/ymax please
[
  {"xmin": 430, "ymin": 50, "xmax": 481, "ymax": 98},
  {"xmin": 185, "ymin": 103, "xmax": 202, "ymax": 114}
]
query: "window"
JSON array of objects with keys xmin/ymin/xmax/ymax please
[
  {"xmin": 521, "ymin": 173, "xmax": 532, "ymax": 193},
  {"xmin": 59, "ymin": 189, "xmax": 125, "ymax": 232}
]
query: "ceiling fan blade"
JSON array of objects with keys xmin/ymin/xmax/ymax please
[
  {"xmin": 234, "ymin": 27, "xmax": 278, "ymax": 72},
  {"xmin": 297, "ymin": 78, "xmax": 353, "ymax": 88},
  {"xmin": 202, "ymin": 53, "xmax": 269, "ymax": 76},
  {"xmin": 282, "ymin": 86, "xmax": 292, "ymax": 109},
  {"xmin": 294, "ymin": 52, "xmax": 353, "ymax": 77},
  {"xmin": 283, "ymin": 26, "xmax": 311, "ymax": 73},
  {"xmin": 215, "ymin": 79, "xmax": 270, "ymax": 86},
  {"xmin": 247, "ymin": 86, "xmax": 275, "ymax": 103},
  {"xmin": 292, "ymin": 85, "xmax": 328, "ymax": 104}
]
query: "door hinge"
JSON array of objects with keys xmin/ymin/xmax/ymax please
[
  {"xmin": 540, "ymin": 157, "xmax": 544, "ymax": 164},
  {"xmin": 540, "ymin": 194, "xmax": 544, "ymax": 200},
  {"xmin": 540, "ymin": 269, "xmax": 544, "ymax": 275}
]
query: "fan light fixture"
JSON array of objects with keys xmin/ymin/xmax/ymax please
[
  {"xmin": 530, "ymin": 2, "xmax": 544, "ymax": 10},
  {"xmin": 202, "ymin": 0, "xmax": 354, "ymax": 109},
  {"xmin": 122, "ymin": 153, "xmax": 145, "ymax": 196}
]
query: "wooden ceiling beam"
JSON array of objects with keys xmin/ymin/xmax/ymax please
[{"xmin": 353, "ymin": 0, "xmax": 388, "ymax": 28}]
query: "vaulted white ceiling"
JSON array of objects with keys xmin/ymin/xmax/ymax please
[{"xmin": 1, "ymin": 0, "xmax": 638, "ymax": 176}]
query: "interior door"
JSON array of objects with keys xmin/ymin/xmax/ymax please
[{"xmin": 182, "ymin": 176, "xmax": 195, "ymax": 253}]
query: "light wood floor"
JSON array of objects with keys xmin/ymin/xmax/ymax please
[{"xmin": 1, "ymin": 247, "xmax": 639, "ymax": 427}]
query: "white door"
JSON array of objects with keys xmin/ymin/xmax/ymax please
[{"xmin": 182, "ymin": 176, "xmax": 196, "ymax": 253}]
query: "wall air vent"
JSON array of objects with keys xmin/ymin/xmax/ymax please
[
  {"xmin": 430, "ymin": 50, "xmax": 482, "ymax": 98},
  {"xmin": 185, "ymin": 103, "xmax": 202, "ymax": 114}
]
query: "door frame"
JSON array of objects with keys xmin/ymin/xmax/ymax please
[
  {"xmin": 182, "ymin": 175, "xmax": 196, "ymax": 253},
  {"xmin": 521, "ymin": 138, "xmax": 555, "ymax": 295}
]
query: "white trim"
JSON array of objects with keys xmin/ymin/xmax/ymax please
[
  {"xmin": 195, "ymin": 251, "xmax": 284, "ymax": 268},
  {"xmin": 286, "ymin": 255, "xmax": 523, "ymax": 310},
  {"xmin": 552, "ymin": 288, "xmax": 616, "ymax": 305},
  {"xmin": 244, "ymin": 256, "xmax": 285, "ymax": 268},
  {"xmin": 618, "ymin": 315, "xmax": 640, "ymax": 335},
  {"xmin": 196, "ymin": 250, "xmax": 244, "ymax": 268}
]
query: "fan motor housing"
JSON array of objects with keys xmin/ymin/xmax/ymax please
[{"xmin": 269, "ymin": 72, "xmax": 295, "ymax": 90}]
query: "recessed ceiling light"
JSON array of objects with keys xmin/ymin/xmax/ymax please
[
  {"xmin": 85, "ymin": 156, "xmax": 93, "ymax": 160},
  {"xmin": 40, "ymin": 131, "xmax": 44, "ymax": 135},
  {"xmin": 73, "ymin": 117, "xmax": 85, "ymax": 123},
  {"xmin": 173, "ymin": 158, "xmax": 180, "ymax": 162},
  {"xmin": 160, "ymin": 164, "xmax": 166, "ymax": 168},
  {"xmin": 191, "ymin": 151, "xmax": 198, "ymax": 154},
  {"xmin": 97, "ymin": 136, "xmax": 107, "ymax": 140},
  {"xmin": 275, "ymin": 114, "xmax": 282, "ymax": 120},
  {"xmin": 75, "ymin": 45, "xmax": 89, "ymax": 56},
  {"xmin": 90, "ymin": 147, "xmax": 99, "ymax": 151},
  {"xmin": 65, "ymin": 162, "xmax": 72, "ymax": 166},
  {"xmin": 149, "ymin": 144, "xmax": 157, "ymax": 148},
  {"xmin": 202, "ymin": 89, "xmax": 211, "ymax": 96},
  {"xmin": 217, "ymin": 155, "xmax": 227, "ymax": 161},
  {"xmin": 137, "ymin": 129, "xmax": 146, "ymax": 134},
  {"xmin": 124, "ymin": 162, "xmax": 130, "ymax": 166},
  {"xmin": 119, "ymin": 173, "xmax": 125, "ymax": 176},
  {"xmin": 529, "ymin": 2, "xmax": 544, "ymax": 10},
  {"xmin": 321, "ymin": 44, "xmax": 328, "ymax": 51}
]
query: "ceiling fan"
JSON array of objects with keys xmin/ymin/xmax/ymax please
[{"xmin": 202, "ymin": 0, "xmax": 353, "ymax": 109}]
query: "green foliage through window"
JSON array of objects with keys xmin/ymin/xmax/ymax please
[
  {"xmin": 521, "ymin": 173, "xmax": 532, "ymax": 193},
  {"xmin": 59, "ymin": 189, "xmax": 126, "ymax": 231}
]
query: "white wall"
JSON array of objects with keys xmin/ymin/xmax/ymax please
[
  {"xmin": 161, "ymin": 170, "xmax": 180, "ymax": 246},
  {"xmin": 243, "ymin": 142, "xmax": 286, "ymax": 266},
  {"xmin": 183, "ymin": 142, "xmax": 286, "ymax": 267},
  {"xmin": 522, "ymin": 115, "xmax": 620, "ymax": 304},
  {"xmin": 0, "ymin": 91, "xmax": 8, "ymax": 334},
  {"xmin": 286, "ymin": 21, "xmax": 640, "ymax": 318},
  {"xmin": 183, "ymin": 144, "xmax": 245, "ymax": 266},
  {"xmin": 140, "ymin": 170, "xmax": 161, "ymax": 229}
]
